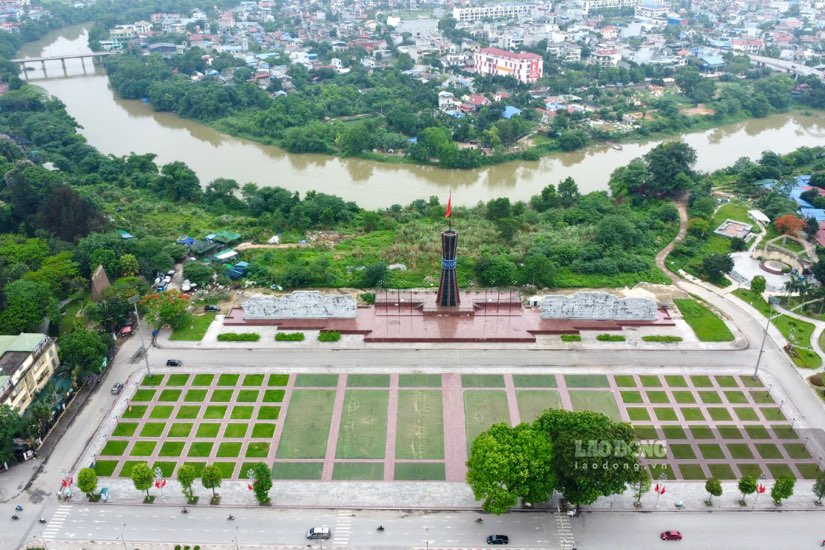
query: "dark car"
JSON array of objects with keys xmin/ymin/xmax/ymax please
[
  {"xmin": 661, "ymin": 531, "xmax": 682, "ymax": 541},
  {"xmin": 166, "ymin": 359, "xmax": 183, "ymax": 367},
  {"xmin": 204, "ymin": 305, "xmax": 220, "ymax": 312},
  {"xmin": 487, "ymin": 534, "xmax": 509, "ymax": 545}
]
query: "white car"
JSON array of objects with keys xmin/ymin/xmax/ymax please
[{"xmin": 181, "ymin": 280, "xmax": 191, "ymax": 292}]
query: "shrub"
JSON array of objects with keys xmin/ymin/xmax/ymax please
[
  {"xmin": 217, "ymin": 332, "xmax": 260, "ymax": 342},
  {"xmin": 275, "ymin": 332, "xmax": 305, "ymax": 342},
  {"xmin": 641, "ymin": 335, "xmax": 683, "ymax": 343},
  {"xmin": 318, "ymin": 331, "xmax": 341, "ymax": 342},
  {"xmin": 561, "ymin": 334, "xmax": 581, "ymax": 342},
  {"xmin": 597, "ymin": 333, "xmax": 626, "ymax": 342},
  {"xmin": 360, "ymin": 292, "xmax": 376, "ymax": 305}
]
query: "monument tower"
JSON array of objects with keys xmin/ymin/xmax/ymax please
[{"xmin": 437, "ymin": 194, "xmax": 460, "ymax": 307}]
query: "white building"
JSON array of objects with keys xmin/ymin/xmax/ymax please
[
  {"xmin": 452, "ymin": 4, "xmax": 532, "ymax": 22},
  {"xmin": 474, "ymin": 47, "xmax": 543, "ymax": 83},
  {"xmin": 578, "ymin": 0, "xmax": 636, "ymax": 15},
  {"xmin": 0, "ymin": 334, "xmax": 60, "ymax": 414}
]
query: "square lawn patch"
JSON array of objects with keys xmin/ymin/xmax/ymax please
[
  {"xmin": 672, "ymin": 391, "xmax": 696, "ymax": 404},
  {"xmin": 236, "ymin": 390, "xmax": 259, "ymax": 402},
  {"xmin": 141, "ymin": 374, "xmax": 163, "ymax": 386},
  {"xmin": 394, "ymin": 463, "xmax": 446, "ymax": 481},
  {"xmin": 277, "ymin": 390, "xmax": 335, "ymax": 459},
  {"xmin": 745, "ymin": 426, "xmax": 771, "ymax": 439},
  {"xmin": 242, "ymin": 374, "xmax": 265, "ymax": 386},
  {"xmin": 755, "ymin": 443, "xmax": 782, "ymax": 459},
  {"xmin": 93, "ymin": 460, "xmax": 118, "ymax": 477},
  {"xmin": 139, "ymin": 423, "xmax": 165, "ymax": 437},
  {"xmin": 627, "ymin": 407, "xmax": 651, "ymax": 421},
  {"xmin": 718, "ymin": 425, "xmax": 743, "ymax": 439},
  {"xmin": 564, "ymin": 375, "xmax": 610, "ymax": 388},
  {"xmin": 707, "ymin": 408, "xmax": 733, "ymax": 421},
  {"xmin": 734, "ymin": 408, "xmax": 759, "ymax": 421},
  {"xmin": 662, "ymin": 426, "xmax": 687, "ymax": 440},
  {"xmin": 168, "ymin": 423, "xmax": 193, "ymax": 438},
  {"xmin": 158, "ymin": 442, "xmax": 185, "ymax": 457},
  {"xmin": 796, "ymin": 464, "xmax": 823, "ymax": 479},
  {"xmin": 767, "ymin": 463, "xmax": 795, "ymax": 479},
  {"xmin": 213, "ymin": 462, "xmax": 236, "ymax": 479},
  {"xmin": 263, "ymin": 390, "xmax": 285, "ymax": 402},
  {"xmin": 698, "ymin": 444, "xmax": 725, "ymax": 459},
  {"xmin": 397, "ymin": 390, "xmax": 445, "ymax": 459},
  {"xmin": 638, "ymin": 375, "xmax": 662, "ymax": 388},
  {"xmin": 166, "ymin": 374, "xmax": 190, "ymax": 386},
  {"xmin": 698, "ymin": 391, "xmax": 723, "ymax": 404},
  {"xmin": 184, "ymin": 389, "xmax": 208, "ymax": 402},
  {"xmin": 131, "ymin": 389, "xmax": 156, "ymax": 402},
  {"xmin": 740, "ymin": 375, "xmax": 764, "ymax": 388},
  {"xmin": 461, "ymin": 374, "xmax": 505, "ymax": 387},
  {"xmin": 257, "ymin": 406, "xmax": 280, "ymax": 420},
  {"xmin": 204, "ymin": 406, "xmax": 228, "ymax": 419},
  {"xmin": 654, "ymin": 407, "xmax": 678, "ymax": 421},
  {"xmin": 176, "ymin": 406, "xmax": 200, "ymax": 419},
  {"xmin": 230, "ymin": 406, "xmax": 254, "ymax": 419},
  {"xmin": 272, "ymin": 462, "xmax": 323, "ymax": 480},
  {"xmin": 217, "ymin": 442, "xmax": 242, "ymax": 458},
  {"xmin": 715, "ymin": 376, "xmax": 738, "ymax": 387},
  {"xmin": 188, "ymin": 442, "xmax": 214, "ymax": 458},
  {"xmin": 336, "ymin": 390, "xmax": 389, "ymax": 459},
  {"xmin": 727, "ymin": 444, "xmax": 754, "ymax": 459},
  {"xmin": 332, "ymin": 462, "xmax": 383, "ymax": 480},
  {"xmin": 614, "ymin": 375, "xmax": 637, "ymax": 387},
  {"xmin": 783, "ymin": 443, "xmax": 811, "ymax": 459},
  {"xmin": 122, "ymin": 405, "xmax": 147, "ymax": 419},
  {"xmin": 738, "ymin": 464, "xmax": 765, "ymax": 478},
  {"xmin": 182, "ymin": 462, "xmax": 207, "ymax": 476},
  {"xmin": 268, "ymin": 374, "xmax": 289, "ymax": 386},
  {"xmin": 217, "ymin": 374, "xmax": 240, "ymax": 386},
  {"xmin": 690, "ymin": 426, "xmax": 714, "ymax": 440},
  {"xmin": 398, "ymin": 374, "xmax": 442, "ymax": 387},
  {"xmin": 192, "ymin": 374, "xmax": 214, "ymax": 386},
  {"xmin": 708, "ymin": 463, "xmax": 736, "ymax": 480},
  {"xmin": 724, "ymin": 391, "xmax": 748, "ymax": 404},
  {"xmin": 252, "ymin": 423, "xmax": 276, "ymax": 438},
  {"xmin": 158, "ymin": 389, "xmax": 182, "ymax": 401},
  {"xmin": 464, "ymin": 391, "xmax": 510, "ymax": 451},
  {"xmin": 649, "ymin": 464, "xmax": 676, "ymax": 480},
  {"xmin": 681, "ymin": 408, "xmax": 705, "ymax": 421},
  {"xmin": 347, "ymin": 374, "xmax": 391, "ymax": 387},
  {"xmin": 569, "ymin": 391, "xmax": 621, "ymax": 421},
  {"xmin": 634, "ymin": 425, "xmax": 659, "ymax": 439},
  {"xmin": 100, "ymin": 440, "xmax": 128, "ymax": 456},
  {"xmin": 646, "ymin": 391, "xmax": 669, "ymax": 404},
  {"xmin": 112, "ymin": 422, "xmax": 138, "ymax": 437},
  {"xmin": 690, "ymin": 375, "xmax": 713, "ymax": 387},
  {"xmin": 761, "ymin": 408, "xmax": 785, "ymax": 421},
  {"xmin": 772, "ymin": 425, "xmax": 797, "ymax": 440},
  {"xmin": 679, "ymin": 464, "xmax": 707, "ymax": 480},
  {"xmin": 246, "ymin": 442, "xmax": 270, "ymax": 458},
  {"xmin": 669, "ymin": 444, "xmax": 696, "ymax": 460},
  {"xmin": 211, "ymin": 389, "xmax": 234, "ymax": 402},
  {"xmin": 750, "ymin": 391, "xmax": 775, "ymax": 404},
  {"xmin": 149, "ymin": 405, "xmax": 174, "ymax": 419},
  {"xmin": 620, "ymin": 391, "xmax": 643, "ymax": 403},
  {"xmin": 512, "ymin": 375, "xmax": 556, "ymax": 388},
  {"xmin": 118, "ymin": 461, "xmax": 145, "ymax": 478},
  {"xmin": 294, "ymin": 374, "xmax": 338, "ymax": 387},
  {"xmin": 151, "ymin": 461, "xmax": 176, "ymax": 478},
  {"xmin": 223, "ymin": 423, "xmax": 248, "ymax": 438},
  {"xmin": 664, "ymin": 375, "xmax": 688, "ymax": 387}
]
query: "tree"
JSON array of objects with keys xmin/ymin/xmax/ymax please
[
  {"xmin": 396, "ymin": 52, "xmax": 414, "ymax": 70},
  {"xmin": 466, "ymin": 423, "xmax": 555, "ymax": 514},
  {"xmin": 608, "ymin": 158, "xmax": 652, "ymax": 199},
  {"xmin": 140, "ymin": 291, "xmax": 192, "ymax": 330},
  {"xmin": 631, "ymin": 468, "xmax": 651, "ymax": 507},
  {"xmin": 361, "ymin": 262, "xmax": 389, "ymax": 288},
  {"xmin": 774, "ymin": 214, "xmax": 805, "ymax": 237},
  {"xmin": 336, "ymin": 122, "xmax": 374, "ymax": 156},
  {"xmin": 750, "ymin": 275, "xmax": 766, "ymax": 295},
  {"xmin": 805, "ymin": 217, "xmax": 821, "ymax": 241},
  {"xmin": 90, "ymin": 248, "xmax": 118, "ymax": 279},
  {"xmin": 813, "ymin": 474, "xmax": 825, "ymax": 505},
  {"xmin": 201, "ymin": 464, "xmax": 222, "ymax": 498},
  {"xmin": 687, "ymin": 219, "xmax": 709, "ymax": 238},
  {"xmin": 771, "ymin": 475, "xmax": 795, "ymax": 505},
  {"xmin": 596, "ymin": 215, "xmax": 640, "ymax": 250},
  {"xmin": 182, "ymin": 262, "xmax": 214, "ymax": 287},
  {"xmin": 131, "ymin": 462, "xmax": 155, "ymax": 498},
  {"xmin": 0, "ymin": 279, "xmax": 58, "ymax": 334},
  {"xmin": 738, "ymin": 475, "xmax": 757, "ymax": 504},
  {"xmin": 702, "ymin": 253, "xmax": 733, "ymax": 283},
  {"xmin": 58, "ymin": 328, "xmax": 108, "ymax": 382},
  {"xmin": 119, "ymin": 254, "xmax": 140, "ymax": 277},
  {"xmin": 535, "ymin": 409, "xmax": 640, "ymax": 506},
  {"xmin": 643, "ymin": 143, "xmax": 697, "ymax": 198},
  {"xmin": 475, "ymin": 255, "xmax": 517, "ymax": 287},
  {"xmin": 486, "ymin": 197, "xmax": 512, "ymax": 221},
  {"xmin": 178, "ymin": 464, "xmax": 197, "ymax": 502},
  {"xmin": 0, "ymin": 405, "xmax": 20, "ymax": 465},
  {"xmin": 705, "ymin": 477, "xmax": 722, "ymax": 505},
  {"xmin": 77, "ymin": 467, "xmax": 97, "ymax": 497},
  {"xmin": 558, "ymin": 177, "xmax": 580, "ymax": 207},
  {"xmin": 251, "ymin": 462, "xmax": 273, "ymax": 504},
  {"xmin": 157, "ymin": 161, "xmax": 201, "ymax": 201}
]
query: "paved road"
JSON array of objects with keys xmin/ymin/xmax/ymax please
[{"xmin": 747, "ymin": 54, "xmax": 825, "ymax": 80}]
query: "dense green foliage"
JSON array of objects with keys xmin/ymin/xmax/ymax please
[
  {"xmin": 275, "ymin": 332, "xmax": 305, "ymax": 342},
  {"xmin": 216, "ymin": 332, "xmax": 260, "ymax": 342},
  {"xmin": 318, "ymin": 331, "xmax": 341, "ymax": 342}
]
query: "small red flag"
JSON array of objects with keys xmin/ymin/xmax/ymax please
[
  {"xmin": 660, "ymin": 486, "xmax": 666, "ymax": 495},
  {"xmin": 654, "ymin": 483, "xmax": 659, "ymax": 493},
  {"xmin": 161, "ymin": 479, "xmax": 167, "ymax": 488},
  {"xmin": 445, "ymin": 193, "xmax": 451, "ymax": 219},
  {"xmin": 758, "ymin": 484, "xmax": 765, "ymax": 494},
  {"xmin": 248, "ymin": 483, "xmax": 253, "ymax": 490},
  {"xmin": 61, "ymin": 479, "xmax": 67, "ymax": 488},
  {"xmin": 155, "ymin": 480, "xmax": 160, "ymax": 488},
  {"xmin": 69, "ymin": 477, "xmax": 73, "ymax": 486}
]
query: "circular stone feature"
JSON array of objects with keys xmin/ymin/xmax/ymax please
[{"xmin": 760, "ymin": 260, "xmax": 791, "ymax": 275}]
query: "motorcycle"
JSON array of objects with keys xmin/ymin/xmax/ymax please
[
  {"xmin": 14, "ymin": 505, "xmax": 22, "ymax": 511},
  {"xmin": 181, "ymin": 508, "xmax": 188, "ymax": 514},
  {"xmin": 377, "ymin": 526, "xmax": 384, "ymax": 532},
  {"xmin": 11, "ymin": 515, "xmax": 19, "ymax": 520},
  {"xmin": 39, "ymin": 518, "xmax": 47, "ymax": 524},
  {"xmin": 227, "ymin": 515, "xmax": 235, "ymax": 521}
]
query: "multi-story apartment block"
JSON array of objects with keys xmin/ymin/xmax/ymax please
[
  {"xmin": 635, "ymin": 0, "xmax": 668, "ymax": 18},
  {"xmin": 474, "ymin": 47, "xmax": 543, "ymax": 83},
  {"xmin": 0, "ymin": 333, "xmax": 59, "ymax": 414},
  {"xmin": 452, "ymin": 4, "xmax": 532, "ymax": 22},
  {"xmin": 578, "ymin": 0, "xmax": 636, "ymax": 15}
]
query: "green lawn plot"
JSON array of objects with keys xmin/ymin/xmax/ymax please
[
  {"xmin": 158, "ymin": 389, "xmax": 182, "ymax": 402},
  {"xmin": 217, "ymin": 442, "xmax": 242, "ymax": 458},
  {"xmin": 140, "ymin": 375, "xmax": 163, "ymax": 386},
  {"xmin": 263, "ymin": 390, "xmax": 285, "ymax": 402},
  {"xmin": 569, "ymin": 391, "xmax": 621, "ymax": 421},
  {"xmin": 347, "ymin": 374, "xmax": 391, "ymax": 387},
  {"xmin": 395, "ymin": 390, "xmax": 444, "ymax": 459},
  {"xmin": 152, "ymin": 461, "xmax": 176, "ymax": 478},
  {"xmin": 464, "ymin": 391, "xmax": 511, "ymax": 450},
  {"xmin": 176, "ymin": 406, "xmax": 200, "ymax": 419},
  {"xmin": 708, "ymin": 463, "xmax": 736, "ymax": 480},
  {"xmin": 118, "ymin": 461, "xmax": 145, "ymax": 478},
  {"xmin": 149, "ymin": 405, "xmax": 174, "ymax": 419},
  {"xmin": 740, "ymin": 375, "xmax": 765, "ymax": 388},
  {"xmin": 169, "ymin": 312, "xmax": 216, "ymax": 341},
  {"xmin": 130, "ymin": 441, "xmax": 157, "ymax": 456},
  {"xmin": 462, "ymin": 374, "xmax": 505, "ymax": 387},
  {"xmin": 715, "ymin": 376, "xmax": 738, "ymax": 387},
  {"xmin": 223, "ymin": 424, "xmax": 248, "ymax": 438},
  {"xmin": 336, "ymin": 390, "xmax": 389, "ymax": 459},
  {"xmin": 213, "ymin": 462, "xmax": 236, "ymax": 479},
  {"xmin": 627, "ymin": 408, "xmax": 651, "ymax": 421},
  {"xmin": 252, "ymin": 423, "xmax": 276, "ymax": 438},
  {"xmin": 639, "ymin": 375, "xmax": 663, "ymax": 388},
  {"xmin": 674, "ymin": 299, "xmax": 735, "ymax": 342},
  {"xmin": 564, "ymin": 375, "xmax": 610, "ymax": 388},
  {"xmin": 245, "ymin": 442, "xmax": 270, "ymax": 458},
  {"xmin": 673, "ymin": 391, "xmax": 696, "ymax": 404},
  {"xmin": 184, "ymin": 389, "xmax": 208, "ymax": 402},
  {"xmin": 646, "ymin": 391, "xmax": 670, "ymax": 404},
  {"xmin": 398, "ymin": 374, "xmax": 442, "ymax": 387},
  {"xmin": 332, "ymin": 462, "xmax": 384, "ymax": 480},
  {"xmin": 158, "ymin": 442, "xmax": 185, "ymax": 457},
  {"xmin": 690, "ymin": 375, "xmax": 713, "ymax": 387},
  {"xmin": 678, "ymin": 464, "xmax": 707, "ymax": 480},
  {"xmin": 168, "ymin": 423, "xmax": 193, "ymax": 437},
  {"xmin": 294, "ymin": 374, "xmax": 339, "ymax": 387},
  {"xmin": 166, "ymin": 374, "xmax": 190, "ymax": 386},
  {"xmin": 181, "ymin": 462, "xmax": 207, "ymax": 477},
  {"xmin": 230, "ymin": 406, "xmax": 253, "ymax": 419},
  {"xmin": 93, "ymin": 460, "xmax": 118, "ymax": 477},
  {"xmin": 516, "ymin": 391, "xmax": 563, "ymax": 423},
  {"xmin": 217, "ymin": 374, "xmax": 240, "ymax": 386},
  {"xmin": 277, "ymin": 390, "xmax": 336, "ymax": 458},
  {"xmin": 394, "ymin": 462, "xmax": 446, "ymax": 481},
  {"xmin": 192, "ymin": 374, "xmax": 215, "ymax": 386},
  {"xmin": 614, "ymin": 375, "xmax": 637, "ymax": 387},
  {"xmin": 796, "ymin": 464, "xmax": 823, "ymax": 479},
  {"xmin": 773, "ymin": 315, "xmax": 822, "ymax": 368},
  {"xmin": 131, "ymin": 389, "xmax": 156, "ymax": 401},
  {"xmin": 122, "ymin": 405, "xmax": 147, "ymax": 419},
  {"xmin": 139, "ymin": 423, "xmax": 165, "ymax": 437},
  {"xmin": 620, "ymin": 391, "xmax": 643, "ymax": 404},
  {"xmin": 664, "ymin": 375, "xmax": 688, "ymax": 387},
  {"xmin": 513, "ymin": 375, "xmax": 557, "ymax": 387},
  {"xmin": 188, "ymin": 442, "xmax": 214, "ymax": 458},
  {"xmin": 236, "ymin": 390, "xmax": 259, "ymax": 402},
  {"xmin": 203, "ymin": 406, "xmax": 227, "ymax": 419},
  {"xmin": 211, "ymin": 389, "xmax": 234, "ymax": 402},
  {"xmin": 268, "ymin": 374, "xmax": 289, "ymax": 386},
  {"xmin": 101, "ymin": 441, "xmax": 128, "ymax": 456},
  {"xmin": 257, "ymin": 406, "xmax": 280, "ymax": 420},
  {"xmin": 242, "ymin": 374, "xmax": 265, "ymax": 386},
  {"xmin": 272, "ymin": 462, "xmax": 324, "ymax": 480},
  {"xmin": 112, "ymin": 422, "xmax": 138, "ymax": 437}
]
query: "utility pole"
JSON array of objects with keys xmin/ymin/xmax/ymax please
[
  {"xmin": 752, "ymin": 297, "xmax": 777, "ymax": 380},
  {"xmin": 128, "ymin": 295, "xmax": 152, "ymax": 378}
]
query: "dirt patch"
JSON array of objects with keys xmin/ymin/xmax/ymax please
[
  {"xmin": 235, "ymin": 231, "xmax": 346, "ymax": 250},
  {"xmin": 681, "ymin": 104, "xmax": 716, "ymax": 116}
]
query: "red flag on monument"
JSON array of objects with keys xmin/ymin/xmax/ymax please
[
  {"xmin": 161, "ymin": 479, "xmax": 167, "ymax": 488},
  {"xmin": 660, "ymin": 486, "xmax": 666, "ymax": 495},
  {"xmin": 654, "ymin": 483, "xmax": 659, "ymax": 493},
  {"xmin": 445, "ymin": 193, "xmax": 451, "ymax": 219}
]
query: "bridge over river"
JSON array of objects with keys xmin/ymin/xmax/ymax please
[{"xmin": 11, "ymin": 51, "xmax": 116, "ymax": 78}]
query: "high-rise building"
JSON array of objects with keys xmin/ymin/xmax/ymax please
[{"xmin": 474, "ymin": 47, "xmax": 544, "ymax": 83}]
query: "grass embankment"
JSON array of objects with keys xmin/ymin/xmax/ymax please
[
  {"xmin": 169, "ymin": 312, "xmax": 216, "ymax": 341},
  {"xmin": 674, "ymin": 298, "xmax": 735, "ymax": 342}
]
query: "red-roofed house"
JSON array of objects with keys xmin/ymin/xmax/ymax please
[{"xmin": 473, "ymin": 47, "xmax": 543, "ymax": 83}]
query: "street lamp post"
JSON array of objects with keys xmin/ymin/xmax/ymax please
[
  {"xmin": 234, "ymin": 525, "xmax": 239, "ymax": 550},
  {"xmin": 128, "ymin": 295, "xmax": 152, "ymax": 378},
  {"xmin": 425, "ymin": 526, "xmax": 430, "ymax": 550},
  {"xmin": 753, "ymin": 297, "xmax": 778, "ymax": 380},
  {"xmin": 120, "ymin": 523, "xmax": 128, "ymax": 550}
]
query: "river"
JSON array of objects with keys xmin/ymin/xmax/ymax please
[{"xmin": 17, "ymin": 25, "xmax": 825, "ymax": 209}]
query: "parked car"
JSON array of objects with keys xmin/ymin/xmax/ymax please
[
  {"xmin": 660, "ymin": 531, "xmax": 682, "ymax": 541},
  {"xmin": 111, "ymin": 383, "xmax": 123, "ymax": 395},
  {"xmin": 166, "ymin": 359, "xmax": 183, "ymax": 367},
  {"xmin": 166, "ymin": 270, "xmax": 175, "ymax": 276},
  {"xmin": 487, "ymin": 534, "xmax": 509, "ymax": 545},
  {"xmin": 306, "ymin": 527, "xmax": 331, "ymax": 540},
  {"xmin": 270, "ymin": 284, "xmax": 283, "ymax": 291},
  {"xmin": 204, "ymin": 305, "xmax": 220, "ymax": 312},
  {"xmin": 181, "ymin": 279, "xmax": 191, "ymax": 292}
]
